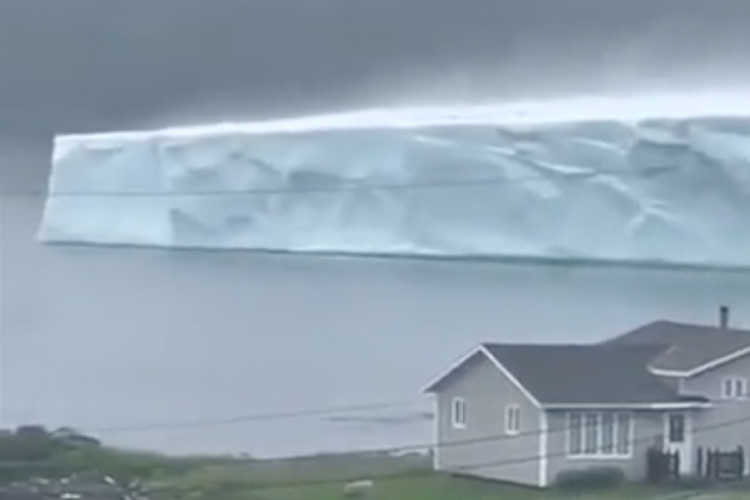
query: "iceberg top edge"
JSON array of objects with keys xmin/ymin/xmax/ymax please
[{"xmin": 57, "ymin": 91, "xmax": 750, "ymax": 141}]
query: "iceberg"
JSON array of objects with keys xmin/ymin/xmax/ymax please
[{"xmin": 39, "ymin": 93, "xmax": 750, "ymax": 268}]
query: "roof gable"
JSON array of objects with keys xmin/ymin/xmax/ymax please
[{"xmin": 422, "ymin": 345, "xmax": 541, "ymax": 407}]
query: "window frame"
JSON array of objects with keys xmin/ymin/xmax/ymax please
[
  {"xmin": 505, "ymin": 404, "xmax": 521, "ymax": 435},
  {"xmin": 566, "ymin": 411, "xmax": 634, "ymax": 459},
  {"xmin": 451, "ymin": 397, "xmax": 467, "ymax": 429},
  {"xmin": 736, "ymin": 378, "xmax": 748, "ymax": 399},
  {"xmin": 721, "ymin": 376, "xmax": 748, "ymax": 400},
  {"xmin": 600, "ymin": 413, "xmax": 615, "ymax": 455}
]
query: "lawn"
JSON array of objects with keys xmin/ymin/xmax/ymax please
[
  {"xmin": 3, "ymin": 428, "xmax": 745, "ymax": 500},
  {"xmin": 145, "ymin": 451, "xmax": 748, "ymax": 500}
]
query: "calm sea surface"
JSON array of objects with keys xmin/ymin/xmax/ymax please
[{"xmin": 2, "ymin": 195, "xmax": 748, "ymax": 458}]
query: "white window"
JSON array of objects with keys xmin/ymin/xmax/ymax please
[
  {"xmin": 722, "ymin": 376, "xmax": 747, "ymax": 400},
  {"xmin": 616, "ymin": 413, "xmax": 632, "ymax": 455},
  {"xmin": 583, "ymin": 413, "xmax": 599, "ymax": 455},
  {"xmin": 451, "ymin": 397, "xmax": 466, "ymax": 429},
  {"xmin": 677, "ymin": 378, "xmax": 686, "ymax": 393},
  {"xmin": 567, "ymin": 413, "xmax": 582, "ymax": 455},
  {"xmin": 505, "ymin": 405, "xmax": 521, "ymax": 435},
  {"xmin": 567, "ymin": 412, "xmax": 633, "ymax": 458},
  {"xmin": 601, "ymin": 413, "xmax": 615, "ymax": 455}
]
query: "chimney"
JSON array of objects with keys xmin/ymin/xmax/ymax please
[{"xmin": 719, "ymin": 305, "xmax": 730, "ymax": 329}]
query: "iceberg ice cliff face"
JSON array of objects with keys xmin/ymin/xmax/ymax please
[{"xmin": 39, "ymin": 94, "xmax": 750, "ymax": 268}]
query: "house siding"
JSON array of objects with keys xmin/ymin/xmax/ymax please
[
  {"xmin": 683, "ymin": 353, "xmax": 750, "ymax": 463},
  {"xmin": 545, "ymin": 410, "xmax": 663, "ymax": 484},
  {"xmin": 433, "ymin": 352, "xmax": 543, "ymax": 487}
]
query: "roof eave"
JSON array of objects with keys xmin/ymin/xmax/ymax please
[
  {"xmin": 649, "ymin": 368, "xmax": 689, "ymax": 377},
  {"xmin": 650, "ymin": 344, "xmax": 750, "ymax": 379},
  {"xmin": 542, "ymin": 402, "xmax": 712, "ymax": 410}
]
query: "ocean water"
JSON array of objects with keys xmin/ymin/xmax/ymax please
[{"xmin": 2, "ymin": 194, "xmax": 749, "ymax": 458}]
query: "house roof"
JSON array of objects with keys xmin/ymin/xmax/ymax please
[
  {"xmin": 603, "ymin": 321, "xmax": 750, "ymax": 375},
  {"xmin": 424, "ymin": 319, "xmax": 750, "ymax": 407},
  {"xmin": 483, "ymin": 343, "xmax": 701, "ymax": 406},
  {"xmin": 423, "ymin": 342, "xmax": 707, "ymax": 406}
]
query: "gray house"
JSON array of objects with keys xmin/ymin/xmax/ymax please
[{"xmin": 423, "ymin": 311, "xmax": 750, "ymax": 487}]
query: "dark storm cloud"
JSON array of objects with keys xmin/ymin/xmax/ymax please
[{"xmin": 1, "ymin": 0, "xmax": 750, "ymax": 139}]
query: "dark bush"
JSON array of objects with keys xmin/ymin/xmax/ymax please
[
  {"xmin": 553, "ymin": 466, "xmax": 626, "ymax": 491},
  {"xmin": 0, "ymin": 427, "xmax": 56, "ymax": 462}
]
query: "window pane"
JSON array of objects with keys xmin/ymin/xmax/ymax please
[
  {"xmin": 584, "ymin": 413, "xmax": 599, "ymax": 455},
  {"xmin": 735, "ymin": 378, "xmax": 746, "ymax": 398},
  {"xmin": 668, "ymin": 414, "xmax": 685, "ymax": 443},
  {"xmin": 601, "ymin": 413, "xmax": 615, "ymax": 454},
  {"xmin": 724, "ymin": 379, "xmax": 734, "ymax": 398},
  {"xmin": 452, "ymin": 398, "xmax": 465, "ymax": 426},
  {"xmin": 616, "ymin": 413, "xmax": 632, "ymax": 455},
  {"xmin": 505, "ymin": 406, "xmax": 521, "ymax": 432},
  {"xmin": 568, "ymin": 413, "xmax": 582, "ymax": 455},
  {"xmin": 506, "ymin": 406, "xmax": 520, "ymax": 433}
]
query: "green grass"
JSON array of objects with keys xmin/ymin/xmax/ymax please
[
  {"xmin": 146, "ymin": 451, "xmax": 749, "ymax": 500},
  {"xmin": 5, "ymin": 443, "xmax": 745, "ymax": 500},
  {"xmin": 2, "ymin": 428, "xmax": 745, "ymax": 499}
]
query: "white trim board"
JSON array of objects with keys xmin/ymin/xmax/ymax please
[
  {"xmin": 430, "ymin": 394, "xmax": 440, "ymax": 470},
  {"xmin": 543, "ymin": 402, "xmax": 711, "ymax": 410},
  {"xmin": 538, "ymin": 411, "xmax": 549, "ymax": 488},
  {"xmin": 422, "ymin": 344, "xmax": 543, "ymax": 408},
  {"xmin": 650, "ymin": 345, "xmax": 750, "ymax": 378}
]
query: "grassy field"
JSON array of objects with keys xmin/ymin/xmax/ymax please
[
  {"xmin": 146, "ymin": 451, "xmax": 748, "ymax": 500},
  {"xmin": 1, "ymin": 428, "xmax": 745, "ymax": 499}
]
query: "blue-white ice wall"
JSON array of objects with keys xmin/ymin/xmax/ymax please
[{"xmin": 39, "ymin": 104, "xmax": 750, "ymax": 268}]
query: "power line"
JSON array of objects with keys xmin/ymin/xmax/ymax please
[
  {"xmin": 0, "ymin": 413, "xmax": 546, "ymax": 470},
  {"xmin": 0, "ymin": 403, "xmax": 625, "ymax": 468},
  {"xmin": 0, "ymin": 399, "xmax": 550, "ymax": 463},
  {"xmin": 0, "ymin": 165, "xmax": 679, "ymax": 198},
  {"xmin": 1, "ymin": 398, "xmax": 427, "ymax": 434},
  {"xmin": 10, "ymin": 394, "xmax": 631, "ymax": 451},
  {"xmin": 241, "ymin": 412, "xmax": 750, "ymax": 492}
]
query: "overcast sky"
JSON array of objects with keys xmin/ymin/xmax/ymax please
[{"xmin": 2, "ymin": 0, "xmax": 750, "ymax": 140}]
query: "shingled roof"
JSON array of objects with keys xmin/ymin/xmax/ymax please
[
  {"xmin": 425, "ymin": 318, "xmax": 750, "ymax": 407},
  {"xmin": 603, "ymin": 320, "xmax": 750, "ymax": 375},
  {"xmin": 481, "ymin": 343, "xmax": 697, "ymax": 406}
]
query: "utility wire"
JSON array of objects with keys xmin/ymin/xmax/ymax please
[
  {"xmin": 8, "ymin": 393, "xmax": 648, "ymax": 452},
  {"xmin": 70, "ymin": 398, "xmax": 427, "ymax": 434},
  {"xmin": 0, "ymin": 405, "xmax": 640, "ymax": 468},
  {"xmin": 0, "ymin": 165, "xmax": 678, "ymax": 198},
  {"xmin": 239, "ymin": 412, "xmax": 750, "ymax": 492},
  {"xmin": 0, "ymin": 399, "xmax": 556, "ymax": 467}
]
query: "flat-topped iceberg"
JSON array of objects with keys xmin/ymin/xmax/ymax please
[{"xmin": 39, "ymin": 93, "xmax": 750, "ymax": 267}]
